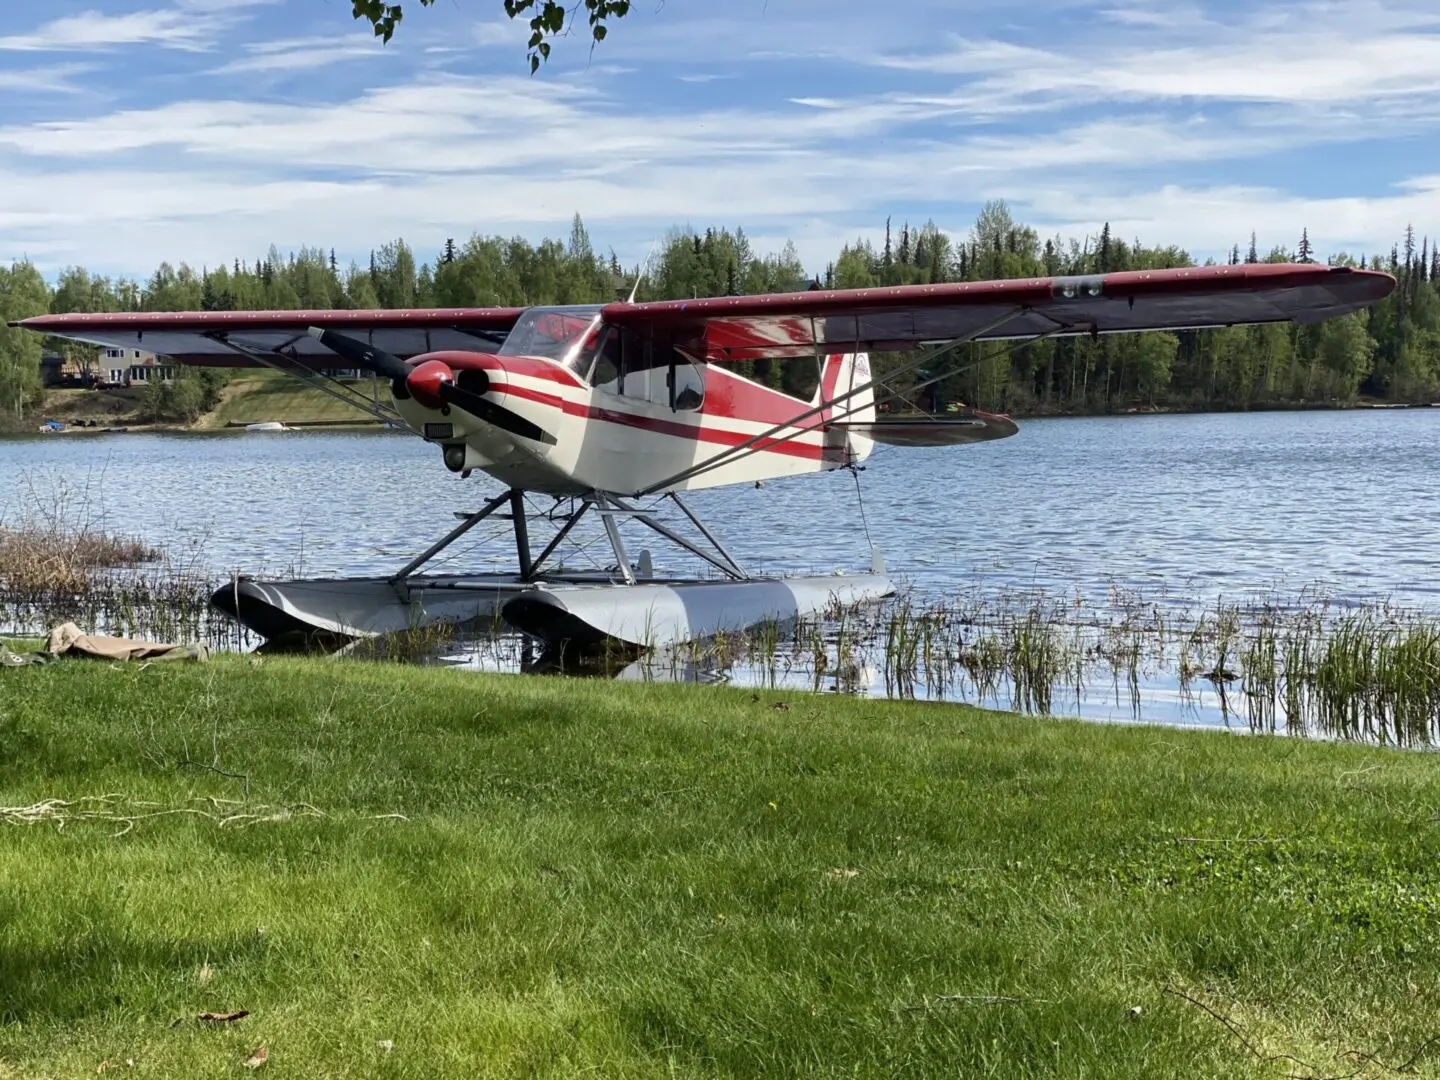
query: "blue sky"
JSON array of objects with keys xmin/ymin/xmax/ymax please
[{"xmin": 2, "ymin": 0, "xmax": 1439, "ymax": 280}]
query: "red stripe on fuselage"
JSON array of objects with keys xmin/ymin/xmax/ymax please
[
  {"xmin": 492, "ymin": 383, "xmax": 832, "ymax": 461},
  {"xmin": 420, "ymin": 351, "xmax": 585, "ymax": 388},
  {"xmin": 700, "ymin": 364, "xmax": 827, "ymax": 426}
]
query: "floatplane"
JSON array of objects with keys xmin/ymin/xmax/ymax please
[{"xmin": 15, "ymin": 262, "xmax": 1394, "ymax": 651}]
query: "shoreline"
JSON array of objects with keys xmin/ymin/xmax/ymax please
[{"xmin": 11, "ymin": 395, "xmax": 1432, "ymax": 438}]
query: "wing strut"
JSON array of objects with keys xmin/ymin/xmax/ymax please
[
  {"xmin": 633, "ymin": 306, "xmax": 1044, "ymax": 497},
  {"xmin": 205, "ymin": 333, "xmax": 403, "ymax": 425}
]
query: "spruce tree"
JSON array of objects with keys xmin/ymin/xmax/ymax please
[
  {"xmin": 1246, "ymin": 232, "xmax": 1259, "ymax": 264},
  {"xmin": 1297, "ymin": 228, "xmax": 1313, "ymax": 263}
]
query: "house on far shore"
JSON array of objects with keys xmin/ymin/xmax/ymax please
[
  {"xmin": 99, "ymin": 347, "xmax": 176, "ymax": 387},
  {"xmin": 40, "ymin": 352, "xmax": 95, "ymax": 388}
]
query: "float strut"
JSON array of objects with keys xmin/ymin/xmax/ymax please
[
  {"xmin": 510, "ymin": 491, "xmax": 533, "ymax": 580},
  {"xmin": 594, "ymin": 494, "xmax": 636, "ymax": 585},
  {"xmin": 528, "ymin": 501, "xmax": 590, "ymax": 578},
  {"xmin": 390, "ymin": 489, "xmax": 513, "ymax": 584}
]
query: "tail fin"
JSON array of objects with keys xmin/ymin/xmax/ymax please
[
  {"xmin": 820, "ymin": 352, "xmax": 875, "ymax": 464},
  {"xmin": 820, "ymin": 352, "xmax": 876, "ymax": 425}
]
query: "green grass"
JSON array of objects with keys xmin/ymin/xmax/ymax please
[
  {"xmin": 3, "ymin": 659, "xmax": 1440, "ymax": 1078},
  {"xmin": 200, "ymin": 372, "xmax": 383, "ymax": 427}
]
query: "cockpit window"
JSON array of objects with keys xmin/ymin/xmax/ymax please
[
  {"xmin": 499, "ymin": 306, "xmax": 604, "ymax": 369},
  {"xmin": 590, "ymin": 326, "xmax": 706, "ymax": 411}
]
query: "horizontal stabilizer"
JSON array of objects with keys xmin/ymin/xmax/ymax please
[{"xmin": 830, "ymin": 411, "xmax": 1019, "ymax": 447}]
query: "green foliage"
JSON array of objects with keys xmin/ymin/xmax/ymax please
[
  {"xmin": 17, "ymin": 208, "xmax": 1440, "ymax": 419},
  {"xmin": 351, "ymin": 0, "xmax": 630, "ymax": 71},
  {"xmin": 138, "ymin": 367, "xmax": 229, "ymax": 424},
  {"xmin": 0, "ymin": 261, "xmax": 49, "ymax": 422}
]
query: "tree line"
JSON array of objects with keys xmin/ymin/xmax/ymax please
[{"xmin": 2, "ymin": 203, "xmax": 1437, "ymax": 423}]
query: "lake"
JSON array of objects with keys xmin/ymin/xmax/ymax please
[{"xmin": 2, "ymin": 409, "xmax": 1436, "ymax": 730}]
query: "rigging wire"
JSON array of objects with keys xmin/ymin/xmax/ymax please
[{"xmin": 848, "ymin": 463, "xmax": 874, "ymax": 553}]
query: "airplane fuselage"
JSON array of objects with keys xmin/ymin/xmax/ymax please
[{"xmin": 392, "ymin": 344, "xmax": 877, "ymax": 497}]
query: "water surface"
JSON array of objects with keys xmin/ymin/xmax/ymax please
[
  {"xmin": 3, "ymin": 409, "xmax": 1434, "ymax": 605},
  {"xmin": 3, "ymin": 409, "xmax": 1436, "ymax": 731}
]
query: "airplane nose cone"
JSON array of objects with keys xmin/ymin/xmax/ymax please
[{"xmin": 406, "ymin": 359, "xmax": 453, "ymax": 409}]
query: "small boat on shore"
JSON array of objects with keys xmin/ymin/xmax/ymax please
[{"xmin": 244, "ymin": 421, "xmax": 289, "ymax": 432}]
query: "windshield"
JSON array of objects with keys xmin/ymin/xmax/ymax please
[{"xmin": 499, "ymin": 306, "xmax": 604, "ymax": 370}]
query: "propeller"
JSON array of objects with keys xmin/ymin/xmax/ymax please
[
  {"xmin": 309, "ymin": 327, "xmax": 556, "ymax": 446},
  {"xmin": 307, "ymin": 326, "xmax": 411, "ymax": 392},
  {"xmin": 409, "ymin": 360, "xmax": 558, "ymax": 446}
]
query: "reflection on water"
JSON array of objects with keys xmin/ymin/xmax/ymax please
[{"xmin": 3, "ymin": 408, "xmax": 1439, "ymax": 735}]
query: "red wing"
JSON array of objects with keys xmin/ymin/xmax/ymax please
[
  {"xmin": 601, "ymin": 264, "xmax": 1396, "ymax": 360},
  {"xmin": 11, "ymin": 308, "xmax": 525, "ymax": 368}
]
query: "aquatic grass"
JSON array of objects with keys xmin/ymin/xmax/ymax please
[
  {"xmin": 1381, "ymin": 623, "xmax": 1440, "ymax": 746},
  {"xmin": 0, "ymin": 483, "xmax": 223, "ymax": 647},
  {"xmin": 1004, "ymin": 602, "xmax": 1063, "ymax": 714},
  {"xmin": 1241, "ymin": 610, "xmax": 1279, "ymax": 733},
  {"xmin": 0, "ymin": 522, "xmax": 156, "ymax": 593},
  {"xmin": 1313, "ymin": 613, "xmax": 1381, "ymax": 740}
]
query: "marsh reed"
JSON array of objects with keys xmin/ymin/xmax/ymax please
[
  {"xmin": 0, "ymin": 480, "xmax": 235, "ymax": 648},
  {"xmin": 472, "ymin": 583, "xmax": 1440, "ymax": 746}
]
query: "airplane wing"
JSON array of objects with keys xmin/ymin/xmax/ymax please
[
  {"xmin": 10, "ymin": 307, "xmax": 526, "ymax": 368},
  {"xmin": 600, "ymin": 263, "xmax": 1396, "ymax": 360}
]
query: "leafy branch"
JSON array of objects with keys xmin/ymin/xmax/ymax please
[{"xmin": 352, "ymin": 0, "xmax": 632, "ymax": 71}]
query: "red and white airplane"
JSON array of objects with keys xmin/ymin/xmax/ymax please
[{"xmin": 16, "ymin": 262, "xmax": 1395, "ymax": 648}]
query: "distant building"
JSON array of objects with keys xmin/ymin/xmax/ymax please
[
  {"xmin": 40, "ymin": 352, "xmax": 95, "ymax": 388},
  {"xmin": 99, "ymin": 347, "xmax": 175, "ymax": 387}
]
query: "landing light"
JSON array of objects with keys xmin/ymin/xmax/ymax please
[{"xmin": 443, "ymin": 444, "xmax": 468, "ymax": 473}]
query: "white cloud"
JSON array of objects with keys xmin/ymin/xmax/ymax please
[
  {"xmin": 0, "ymin": 9, "xmax": 210, "ymax": 51},
  {"xmin": 1, "ymin": 0, "xmax": 1437, "ymax": 278},
  {"xmin": 0, "ymin": 64, "xmax": 92, "ymax": 94},
  {"xmin": 1015, "ymin": 180, "xmax": 1440, "ymax": 260},
  {"xmin": 874, "ymin": 5, "xmax": 1440, "ymax": 109},
  {"xmin": 472, "ymin": 19, "xmax": 527, "ymax": 48},
  {"xmin": 0, "ymin": 77, "xmax": 957, "ymax": 172},
  {"xmin": 0, "ymin": 0, "xmax": 276, "ymax": 52},
  {"xmin": 208, "ymin": 35, "xmax": 384, "ymax": 75}
]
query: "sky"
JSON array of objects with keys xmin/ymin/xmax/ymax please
[{"xmin": 2, "ymin": 0, "xmax": 1439, "ymax": 281}]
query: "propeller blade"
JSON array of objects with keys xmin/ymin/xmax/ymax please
[
  {"xmin": 307, "ymin": 327, "xmax": 411, "ymax": 384},
  {"xmin": 438, "ymin": 382, "xmax": 557, "ymax": 446}
]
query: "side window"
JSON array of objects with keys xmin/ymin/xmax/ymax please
[
  {"xmin": 670, "ymin": 361, "xmax": 704, "ymax": 411},
  {"xmin": 589, "ymin": 329, "xmax": 621, "ymax": 394},
  {"xmin": 603, "ymin": 328, "xmax": 703, "ymax": 410}
]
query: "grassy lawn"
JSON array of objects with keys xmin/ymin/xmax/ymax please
[
  {"xmin": 2, "ymin": 659, "xmax": 1440, "ymax": 1078},
  {"xmin": 199, "ymin": 372, "xmax": 384, "ymax": 428}
]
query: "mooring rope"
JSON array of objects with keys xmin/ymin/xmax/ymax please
[{"xmin": 848, "ymin": 464, "xmax": 875, "ymax": 554}]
